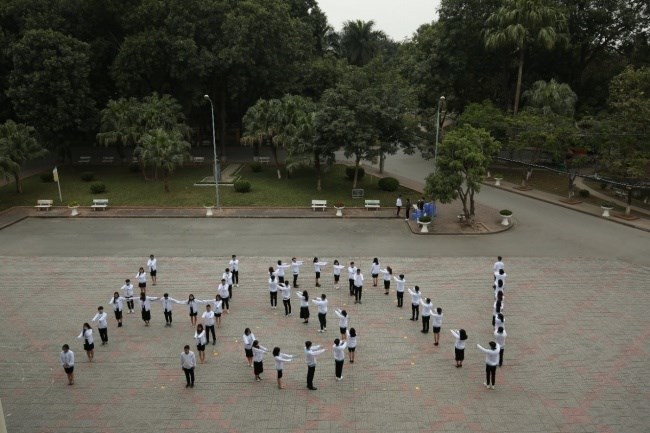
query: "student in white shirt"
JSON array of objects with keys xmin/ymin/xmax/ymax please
[
  {"xmin": 135, "ymin": 267, "xmax": 147, "ymax": 293},
  {"xmin": 431, "ymin": 307, "xmax": 444, "ymax": 346},
  {"xmin": 223, "ymin": 268, "xmax": 234, "ymax": 300},
  {"xmin": 494, "ymin": 268, "xmax": 507, "ymax": 287},
  {"xmin": 291, "ymin": 257, "xmax": 303, "ymax": 288},
  {"xmin": 312, "ymin": 294, "xmax": 328, "ymax": 332},
  {"xmin": 370, "ymin": 258, "xmax": 381, "ymax": 287},
  {"xmin": 492, "ymin": 299, "xmax": 504, "ymax": 327},
  {"xmin": 180, "ymin": 345, "xmax": 196, "ymax": 388},
  {"xmin": 334, "ymin": 309, "xmax": 348, "ymax": 340},
  {"xmin": 396, "ymin": 194, "xmax": 403, "ymax": 217},
  {"xmin": 380, "ymin": 266, "xmax": 392, "ymax": 295},
  {"xmin": 346, "ymin": 328, "xmax": 358, "ymax": 363},
  {"xmin": 419, "ymin": 297, "xmax": 434, "ymax": 333},
  {"xmin": 202, "ymin": 304, "xmax": 216, "ymax": 345},
  {"xmin": 76, "ymin": 323, "xmax": 94, "ymax": 362},
  {"xmin": 394, "ymin": 274, "xmax": 406, "ymax": 308},
  {"xmin": 275, "ymin": 260, "xmax": 290, "ymax": 285},
  {"xmin": 272, "ymin": 347, "xmax": 294, "ymax": 389},
  {"xmin": 268, "ymin": 273, "xmax": 279, "ymax": 309},
  {"xmin": 353, "ymin": 268, "xmax": 364, "ymax": 304},
  {"xmin": 408, "ymin": 286, "xmax": 422, "ymax": 321},
  {"xmin": 217, "ymin": 278, "xmax": 230, "ymax": 313},
  {"xmin": 494, "ymin": 313, "xmax": 505, "ymax": 331},
  {"xmin": 477, "ymin": 341, "xmax": 500, "ymax": 389},
  {"xmin": 494, "ymin": 326, "xmax": 507, "ymax": 367},
  {"xmin": 243, "ymin": 328, "xmax": 255, "ymax": 367},
  {"xmin": 138, "ymin": 293, "xmax": 158, "ymax": 326},
  {"xmin": 59, "ymin": 344, "xmax": 75, "ymax": 385},
  {"xmin": 304, "ymin": 341, "xmax": 326, "ymax": 390},
  {"xmin": 313, "ymin": 257, "xmax": 327, "ymax": 287},
  {"xmin": 278, "ymin": 283, "xmax": 292, "ymax": 316},
  {"xmin": 205, "ymin": 295, "xmax": 224, "ymax": 328},
  {"xmin": 109, "ymin": 292, "xmax": 125, "ymax": 328},
  {"xmin": 296, "ymin": 290, "xmax": 310, "ymax": 324},
  {"xmin": 332, "ymin": 338, "xmax": 348, "ymax": 380},
  {"xmin": 450, "ymin": 329, "xmax": 468, "ymax": 368},
  {"xmin": 347, "ymin": 261, "xmax": 357, "ymax": 296},
  {"xmin": 147, "ymin": 254, "xmax": 157, "ymax": 286},
  {"xmin": 494, "ymin": 278, "xmax": 504, "ymax": 296},
  {"xmin": 493, "ymin": 256, "xmax": 504, "ymax": 273},
  {"xmin": 194, "ymin": 324, "xmax": 207, "ymax": 363},
  {"xmin": 252, "ymin": 340, "xmax": 270, "ymax": 381},
  {"xmin": 120, "ymin": 279, "xmax": 135, "ymax": 313},
  {"xmin": 332, "ymin": 259, "xmax": 345, "ymax": 289},
  {"xmin": 156, "ymin": 293, "xmax": 175, "ymax": 327},
  {"xmin": 91, "ymin": 306, "xmax": 109, "ymax": 345},
  {"xmin": 229, "ymin": 254, "xmax": 240, "ymax": 287},
  {"xmin": 175, "ymin": 294, "xmax": 204, "ymax": 326}
]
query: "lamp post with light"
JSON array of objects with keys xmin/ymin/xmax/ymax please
[{"xmin": 203, "ymin": 94, "xmax": 220, "ymax": 210}]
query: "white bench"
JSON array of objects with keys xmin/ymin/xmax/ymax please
[
  {"xmin": 35, "ymin": 199, "xmax": 53, "ymax": 211},
  {"xmin": 77, "ymin": 156, "xmax": 91, "ymax": 164},
  {"xmin": 102, "ymin": 156, "xmax": 115, "ymax": 164},
  {"xmin": 192, "ymin": 156, "xmax": 205, "ymax": 164},
  {"xmin": 311, "ymin": 200, "xmax": 327, "ymax": 211},
  {"xmin": 258, "ymin": 156, "xmax": 271, "ymax": 165},
  {"xmin": 91, "ymin": 198, "xmax": 109, "ymax": 211},
  {"xmin": 365, "ymin": 199, "xmax": 380, "ymax": 210}
]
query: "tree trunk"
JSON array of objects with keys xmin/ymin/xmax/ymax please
[
  {"xmin": 469, "ymin": 188, "xmax": 475, "ymax": 217},
  {"xmin": 513, "ymin": 49, "xmax": 525, "ymax": 115},
  {"xmin": 379, "ymin": 150, "xmax": 384, "ymax": 174},
  {"xmin": 13, "ymin": 172, "xmax": 22, "ymax": 193},
  {"xmin": 271, "ymin": 145, "xmax": 281, "ymax": 179},
  {"xmin": 163, "ymin": 172, "xmax": 170, "ymax": 192},
  {"xmin": 353, "ymin": 156, "xmax": 361, "ymax": 189},
  {"xmin": 626, "ymin": 189, "xmax": 632, "ymax": 216},
  {"xmin": 568, "ymin": 173, "xmax": 577, "ymax": 199},
  {"xmin": 219, "ymin": 88, "xmax": 227, "ymax": 158},
  {"xmin": 314, "ymin": 151, "xmax": 322, "ymax": 192}
]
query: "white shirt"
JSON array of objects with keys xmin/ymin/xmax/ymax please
[
  {"xmin": 312, "ymin": 298, "xmax": 328, "ymax": 314},
  {"xmin": 347, "ymin": 265, "xmax": 357, "ymax": 280},
  {"xmin": 493, "ymin": 260, "xmax": 504, "ymax": 273},
  {"xmin": 268, "ymin": 277, "xmax": 278, "ymax": 292},
  {"xmin": 92, "ymin": 312, "xmax": 108, "ymax": 328},
  {"xmin": 370, "ymin": 262, "xmax": 380, "ymax": 275},
  {"xmin": 296, "ymin": 291, "xmax": 309, "ymax": 307},
  {"xmin": 218, "ymin": 283, "xmax": 229, "ymax": 299},
  {"xmin": 419, "ymin": 300, "xmax": 434, "ymax": 316},
  {"xmin": 77, "ymin": 329, "xmax": 93, "ymax": 344},
  {"xmin": 291, "ymin": 261, "xmax": 303, "ymax": 274},
  {"xmin": 243, "ymin": 333, "xmax": 255, "ymax": 350},
  {"xmin": 194, "ymin": 330, "xmax": 206, "ymax": 346},
  {"xmin": 222, "ymin": 271, "xmax": 233, "ymax": 285},
  {"xmin": 180, "ymin": 351, "xmax": 196, "ymax": 369},
  {"xmin": 314, "ymin": 261, "xmax": 327, "ymax": 272},
  {"xmin": 494, "ymin": 329, "xmax": 507, "ymax": 348},
  {"xmin": 333, "ymin": 342, "xmax": 347, "ymax": 361},
  {"xmin": 394, "ymin": 276, "xmax": 405, "ymax": 292},
  {"xmin": 278, "ymin": 283, "xmax": 291, "ymax": 300},
  {"xmin": 121, "ymin": 283, "xmax": 134, "ymax": 297},
  {"xmin": 60, "ymin": 350, "xmax": 74, "ymax": 367},
  {"xmin": 335, "ymin": 309, "xmax": 348, "ymax": 328},
  {"xmin": 380, "ymin": 269, "xmax": 392, "ymax": 281},
  {"xmin": 252, "ymin": 345, "xmax": 269, "ymax": 363},
  {"xmin": 333, "ymin": 264, "xmax": 345, "ymax": 276},
  {"xmin": 396, "ymin": 197, "xmax": 402, "ymax": 207},
  {"xmin": 431, "ymin": 311, "xmax": 443, "ymax": 327},
  {"xmin": 354, "ymin": 272, "xmax": 364, "ymax": 287},
  {"xmin": 147, "ymin": 258, "xmax": 157, "ymax": 272},
  {"xmin": 176, "ymin": 298, "xmax": 204, "ymax": 314},
  {"xmin": 274, "ymin": 353, "xmax": 293, "ymax": 370},
  {"xmin": 202, "ymin": 311, "xmax": 215, "ymax": 326},
  {"xmin": 210, "ymin": 299, "xmax": 223, "ymax": 314},
  {"xmin": 408, "ymin": 289, "xmax": 421, "ymax": 305},
  {"xmin": 229, "ymin": 258, "xmax": 239, "ymax": 272},
  {"xmin": 451, "ymin": 330, "xmax": 465, "ymax": 349},
  {"xmin": 109, "ymin": 296, "xmax": 125, "ymax": 311},
  {"xmin": 304, "ymin": 345, "xmax": 325, "ymax": 366},
  {"xmin": 135, "ymin": 271, "xmax": 146, "ymax": 284},
  {"xmin": 138, "ymin": 296, "xmax": 157, "ymax": 311},
  {"xmin": 159, "ymin": 297, "xmax": 175, "ymax": 312},
  {"xmin": 275, "ymin": 263, "xmax": 289, "ymax": 277},
  {"xmin": 477, "ymin": 343, "xmax": 501, "ymax": 366},
  {"xmin": 346, "ymin": 331, "xmax": 357, "ymax": 349}
]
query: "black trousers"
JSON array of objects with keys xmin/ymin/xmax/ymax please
[
  {"xmin": 98, "ymin": 327, "xmax": 108, "ymax": 343},
  {"xmin": 318, "ymin": 313, "xmax": 327, "ymax": 330},
  {"xmin": 307, "ymin": 365, "xmax": 316, "ymax": 388},
  {"xmin": 293, "ymin": 274, "xmax": 299, "ymax": 286},
  {"xmin": 164, "ymin": 310, "xmax": 172, "ymax": 324},
  {"xmin": 222, "ymin": 297, "xmax": 229, "ymax": 310},
  {"xmin": 411, "ymin": 304, "xmax": 419, "ymax": 320},
  {"xmin": 354, "ymin": 286, "xmax": 362, "ymax": 301},
  {"xmin": 228, "ymin": 284, "xmax": 233, "ymax": 299},
  {"xmin": 278, "ymin": 276, "xmax": 285, "ymax": 284},
  {"xmin": 335, "ymin": 359, "xmax": 344, "ymax": 378},
  {"xmin": 499, "ymin": 348, "xmax": 504, "ymax": 366},
  {"xmin": 485, "ymin": 364, "xmax": 497, "ymax": 385},
  {"xmin": 397, "ymin": 291, "xmax": 404, "ymax": 307},
  {"xmin": 422, "ymin": 316, "xmax": 430, "ymax": 332},
  {"xmin": 349, "ymin": 279, "xmax": 354, "ymax": 295},
  {"xmin": 206, "ymin": 325, "xmax": 216, "ymax": 343},
  {"xmin": 270, "ymin": 291, "xmax": 278, "ymax": 306},
  {"xmin": 283, "ymin": 299, "xmax": 292, "ymax": 315},
  {"xmin": 232, "ymin": 270, "xmax": 239, "ymax": 285},
  {"xmin": 183, "ymin": 367, "xmax": 195, "ymax": 385},
  {"xmin": 126, "ymin": 298, "xmax": 134, "ymax": 310}
]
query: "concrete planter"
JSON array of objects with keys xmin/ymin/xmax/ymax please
[{"xmin": 335, "ymin": 207, "xmax": 344, "ymax": 217}]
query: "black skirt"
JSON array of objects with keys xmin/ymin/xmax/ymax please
[
  {"xmin": 300, "ymin": 306, "xmax": 310, "ymax": 319},
  {"xmin": 84, "ymin": 342, "xmax": 94, "ymax": 351},
  {"xmin": 141, "ymin": 309, "xmax": 151, "ymax": 321},
  {"xmin": 253, "ymin": 361, "xmax": 263, "ymax": 375}
]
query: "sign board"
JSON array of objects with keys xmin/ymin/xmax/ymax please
[{"xmin": 351, "ymin": 189, "xmax": 364, "ymax": 198}]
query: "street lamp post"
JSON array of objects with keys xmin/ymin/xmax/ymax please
[
  {"xmin": 434, "ymin": 95, "xmax": 445, "ymax": 174},
  {"xmin": 204, "ymin": 94, "xmax": 220, "ymax": 210}
]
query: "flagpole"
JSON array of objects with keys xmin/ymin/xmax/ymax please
[{"xmin": 53, "ymin": 167, "xmax": 63, "ymax": 203}]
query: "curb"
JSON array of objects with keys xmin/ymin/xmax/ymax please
[{"xmin": 404, "ymin": 218, "xmax": 515, "ymax": 235}]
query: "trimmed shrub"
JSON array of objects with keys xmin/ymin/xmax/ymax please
[
  {"xmin": 378, "ymin": 177, "xmax": 399, "ymax": 192},
  {"xmin": 90, "ymin": 182, "xmax": 106, "ymax": 194},
  {"xmin": 578, "ymin": 189, "xmax": 590, "ymax": 198},
  {"xmin": 499, "ymin": 209, "xmax": 513, "ymax": 216},
  {"xmin": 40, "ymin": 172, "xmax": 54, "ymax": 182},
  {"xmin": 80, "ymin": 171, "xmax": 94, "ymax": 182},
  {"xmin": 250, "ymin": 162, "xmax": 262, "ymax": 172},
  {"xmin": 418, "ymin": 215, "xmax": 432, "ymax": 223},
  {"xmin": 345, "ymin": 166, "xmax": 365, "ymax": 181},
  {"xmin": 234, "ymin": 180, "xmax": 251, "ymax": 193}
]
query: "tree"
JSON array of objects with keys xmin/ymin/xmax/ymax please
[
  {"xmin": 522, "ymin": 79, "xmax": 578, "ymax": 117},
  {"xmin": 340, "ymin": 20, "xmax": 386, "ymax": 67},
  {"xmin": 140, "ymin": 128, "xmax": 190, "ymax": 192},
  {"xmin": 97, "ymin": 98, "xmax": 140, "ymax": 162},
  {"xmin": 424, "ymin": 125, "xmax": 501, "ymax": 219},
  {"xmin": 484, "ymin": 0, "xmax": 567, "ymax": 114},
  {"xmin": 241, "ymin": 98, "xmax": 286, "ymax": 179},
  {"xmin": 0, "ymin": 119, "xmax": 46, "ymax": 193}
]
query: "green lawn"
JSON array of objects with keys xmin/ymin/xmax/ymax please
[{"xmin": 0, "ymin": 164, "xmax": 416, "ymax": 210}]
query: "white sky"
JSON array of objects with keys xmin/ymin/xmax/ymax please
[{"xmin": 317, "ymin": 0, "xmax": 441, "ymax": 41}]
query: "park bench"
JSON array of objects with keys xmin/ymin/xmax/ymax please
[
  {"xmin": 311, "ymin": 200, "xmax": 327, "ymax": 211},
  {"xmin": 91, "ymin": 198, "xmax": 109, "ymax": 211},
  {"xmin": 192, "ymin": 156, "xmax": 205, "ymax": 164},
  {"xmin": 102, "ymin": 156, "xmax": 115, "ymax": 164},
  {"xmin": 35, "ymin": 199, "xmax": 53, "ymax": 211},
  {"xmin": 77, "ymin": 156, "xmax": 91, "ymax": 164},
  {"xmin": 364, "ymin": 199, "xmax": 380, "ymax": 210}
]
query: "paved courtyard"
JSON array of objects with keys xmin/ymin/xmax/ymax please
[{"xmin": 0, "ymin": 217, "xmax": 648, "ymax": 432}]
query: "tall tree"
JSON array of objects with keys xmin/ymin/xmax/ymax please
[
  {"xmin": 0, "ymin": 119, "xmax": 46, "ymax": 193},
  {"xmin": 484, "ymin": 0, "xmax": 567, "ymax": 114},
  {"xmin": 241, "ymin": 98, "xmax": 285, "ymax": 179},
  {"xmin": 140, "ymin": 128, "xmax": 191, "ymax": 192},
  {"xmin": 340, "ymin": 20, "xmax": 386, "ymax": 67},
  {"xmin": 522, "ymin": 79, "xmax": 578, "ymax": 116}
]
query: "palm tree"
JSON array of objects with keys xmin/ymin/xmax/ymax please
[
  {"xmin": 97, "ymin": 98, "xmax": 140, "ymax": 162},
  {"xmin": 0, "ymin": 120, "xmax": 46, "ymax": 193},
  {"xmin": 340, "ymin": 20, "xmax": 386, "ymax": 66},
  {"xmin": 140, "ymin": 128, "xmax": 190, "ymax": 192},
  {"xmin": 484, "ymin": 0, "xmax": 567, "ymax": 114},
  {"xmin": 241, "ymin": 98, "xmax": 285, "ymax": 179},
  {"xmin": 522, "ymin": 79, "xmax": 577, "ymax": 116}
]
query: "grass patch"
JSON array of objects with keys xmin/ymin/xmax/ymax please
[{"xmin": 0, "ymin": 164, "xmax": 416, "ymax": 209}]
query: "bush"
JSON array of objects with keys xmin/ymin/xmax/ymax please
[
  {"xmin": 578, "ymin": 189, "xmax": 590, "ymax": 198},
  {"xmin": 499, "ymin": 209, "xmax": 512, "ymax": 216},
  {"xmin": 345, "ymin": 166, "xmax": 365, "ymax": 181},
  {"xmin": 80, "ymin": 171, "xmax": 94, "ymax": 182},
  {"xmin": 378, "ymin": 177, "xmax": 399, "ymax": 192},
  {"xmin": 234, "ymin": 180, "xmax": 251, "ymax": 193},
  {"xmin": 418, "ymin": 215, "xmax": 432, "ymax": 223},
  {"xmin": 250, "ymin": 162, "xmax": 262, "ymax": 172},
  {"xmin": 40, "ymin": 172, "xmax": 54, "ymax": 182},
  {"xmin": 90, "ymin": 182, "xmax": 106, "ymax": 194}
]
